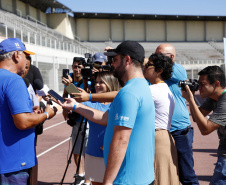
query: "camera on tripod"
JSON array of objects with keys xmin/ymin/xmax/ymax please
[
  {"xmin": 67, "ymin": 112, "xmax": 80, "ymax": 127},
  {"xmin": 178, "ymin": 79, "xmax": 199, "ymax": 91}
]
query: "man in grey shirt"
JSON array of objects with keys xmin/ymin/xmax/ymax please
[{"xmin": 181, "ymin": 65, "xmax": 226, "ymax": 184}]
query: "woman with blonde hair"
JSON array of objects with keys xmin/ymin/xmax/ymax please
[{"xmin": 80, "ymin": 71, "xmax": 120, "ymax": 185}]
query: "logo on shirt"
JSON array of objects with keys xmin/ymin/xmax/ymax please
[{"xmin": 115, "ymin": 113, "xmax": 129, "ymax": 121}]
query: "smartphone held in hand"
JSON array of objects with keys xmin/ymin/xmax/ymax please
[
  {"xmin": 62, "ymin": 69, "xmax": 69, "ymax": 79},
  {"xmin": 48, "ymin": 90, "xmax": 65, "ymax": 103}
]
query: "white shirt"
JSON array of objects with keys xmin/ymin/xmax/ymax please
[
  {"xmin": 27, "ymin": 84, "xmax": 39, "ymax": 107},
  {"xmin": 150, "ymin": 83, "xmax": 175, "ymax": 130}
]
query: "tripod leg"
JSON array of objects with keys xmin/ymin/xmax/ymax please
[
  {"xmin": 73, "ymin": 118, "xmax": 88, "ymax": 185},
  {"xmin": 60, "ymin": 117, "xmax": 84, "ymax": 185}
]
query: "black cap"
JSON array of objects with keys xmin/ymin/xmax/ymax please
[{"xmin": 104, "ymin": 41, "xmax": 145, "ymax": 64}]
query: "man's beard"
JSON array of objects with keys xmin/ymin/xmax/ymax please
[{"xmin": 113, "ymin": 60, "xmax": 125, "ymax": 80}]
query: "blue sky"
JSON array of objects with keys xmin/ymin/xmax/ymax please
[{"xmin": 57, "ymin": 0, "xmax": 226, "ymax": 17}]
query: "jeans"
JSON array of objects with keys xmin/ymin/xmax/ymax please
[
  {"xmin": 210, "ymin": 156, "xmax": 226, "ymax": 185},
  {"xmin": 171, "ymin": 126, "xmax": 199, "ymax": 185},
  {"xmin": 0, "ymin": 169, "xmax": 30, "ymax": 185}
]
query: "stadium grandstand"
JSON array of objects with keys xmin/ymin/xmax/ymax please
[{"xmin": 0, "ymin": 0, "xmax": 225, "ymax": 93}]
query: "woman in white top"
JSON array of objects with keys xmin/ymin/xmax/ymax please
[{"xmin": 144, "ymin": 53, "xmax": 179, "ymax": 185}]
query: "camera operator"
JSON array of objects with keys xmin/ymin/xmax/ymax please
[
  {"xmin": 83, "ymin": 52, "xmax": 108, "ymax": 93},
  {"xmin": 181, "ymin": 66, "xmax": 226, "ymax": 184},
  {"xmin": 62, "ymin": 57, "xmax": 90, "ymax": 185},
  {"xmin": 92, "ymin": 52, "xmax": 107, "ymax": 72}
]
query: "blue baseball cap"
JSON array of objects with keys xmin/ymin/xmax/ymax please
[
  {"xmin": 93, "ymin": 52, "xmax": 106, "ymax": 63},
  {"xmin": 0, "ymin": 38, "xmax": 35, "ymax": 55}
]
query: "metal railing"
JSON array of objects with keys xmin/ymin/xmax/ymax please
[{"xmin": 0, "ymin": 9, "xmax": 99, "ymax": 54}]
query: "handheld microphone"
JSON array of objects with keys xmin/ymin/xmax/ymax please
[
  {"xmin": 34, "ymin": 79, "xmax": 43, "ymax": 90},
  {"xmin": 36, "ymin": 84, "xmax": 50, "ymax": 97}
]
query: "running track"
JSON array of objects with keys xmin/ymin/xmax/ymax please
[{"xmin": 37, "ymin": 95, "xmax": 218, "ymax": 185}]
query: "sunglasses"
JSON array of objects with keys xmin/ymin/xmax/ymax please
[{"xmin": 145, "ymin": 63, "xmax": 155, "ymax": 69}]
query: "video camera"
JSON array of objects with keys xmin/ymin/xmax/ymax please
[
  {"xmin": 178, "ymin": 79, "xmax": 199, "ymax": 91},
  {"xmin": 81, "ymin": 53, "xmax": 95, "ymax": 80},
  {"xmin": 81, "ymin": 53, "xmax": 112, "ymax": 80}
]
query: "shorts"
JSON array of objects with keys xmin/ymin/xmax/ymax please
[
  {"xmin": 84, "ymin": 154, "xmax": 105, "ymax": 183},
  {"xmin": 71, "ymin": 121, "xmax": 89, "ymax": 156}
]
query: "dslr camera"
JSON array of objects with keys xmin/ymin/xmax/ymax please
[
  {"xmin": 67, "ymin": 112, "xmax": 80, "ymax": 127},
  {"xmin": 178, "ymin": 79, "xmax": 199, "ymax": 91}
]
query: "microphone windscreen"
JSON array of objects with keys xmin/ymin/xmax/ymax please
[
  {"xmin": 34, "ymin": 79, "xmax": 43, "ymax": 90},
  {"xmin": 23, "ymin": 78, "xmax": 30, "ymax": 88}
]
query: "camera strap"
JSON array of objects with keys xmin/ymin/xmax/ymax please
[{"xmin": 71, "ymin": 73, "xmax": 83, "ymax": 88}]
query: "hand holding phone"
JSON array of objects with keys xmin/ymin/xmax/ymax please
[
  {"xmin": 65, "ymin": 84, "xmax": 80, "ymax": 97},
  {"xmin": 48, "ymin": 90, "xmax": 65, "ymax": 103},
  {"xmin": 62, "ymin": 69, "xmax": 69, "ymax": 79}
]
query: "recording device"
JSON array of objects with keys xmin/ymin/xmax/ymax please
[
  {"xmin": 81, "ymin": 53, "xmax": 112, "ymax": 80},
  {"xmin": 34, "ymin": 79, "xmax": 44, "ymax": 90},
  {"xmin": 36, "ymin": 84, "xmax": 49, "ymax": 96},
  {"xmin": 81, "ymin": 53, "xmax": 95, "ymax": 79},
  {"xmin": 62, "ymin": 69, "xmax": 70, "ymax": 79},
  {"xmin": 179, "ymin": 79, "xmax": 199, "ymax": 91},
  {"xmin": 48, "ymin": 90, "xmax": 65, "ymax": 103},
  {"xmin": 67, "ymin": 112, "xmax": 80, "ymax": 127},
  {"xmin": 65, "ymin": 84, "xmax": 80, "ymax": 97}
]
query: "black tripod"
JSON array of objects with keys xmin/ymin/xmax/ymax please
[{"xmin": 60, "ymin": 116, "xmax": 88, "ymax": 185}]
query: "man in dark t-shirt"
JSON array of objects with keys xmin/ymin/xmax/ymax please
[
  {"xmin": 26, "ymin": 58, "xmax": 43, "ymax": 93},
  {"xmin": 182, "ymin": 66, "xmax": 226, "ymax": 184}
]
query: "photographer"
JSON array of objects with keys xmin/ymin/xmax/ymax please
[
  {"xmin": 83, "ymin": 52, "xmax": 108, "ymax": 93},
  {"xmin": 181, "ymin": 66, "xmax": 226, "ymax": 184},
  {"xmin": 62, "ymin": 57, "xmax": 90, "ymax": 185}
]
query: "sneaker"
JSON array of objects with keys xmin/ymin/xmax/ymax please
[{"xmin": 72, "ymin": 175, "xmax": 85, "ymax": 185}]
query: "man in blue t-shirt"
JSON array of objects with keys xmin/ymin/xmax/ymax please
[
  {"xmin": 59, "ymin": 41, "xmax": 155, "ymax": 185},
  {"xmin": 155, "ymin": 43, "xmax": 199, "ymax": 185},
  {"xmin": 0, "ymin": 38, "xmax": 57, "ymax": 184}
]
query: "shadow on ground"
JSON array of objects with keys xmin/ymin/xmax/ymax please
[{"xmin": 193, "ymin": 149, "xmax": 217, "ymax": 153}]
